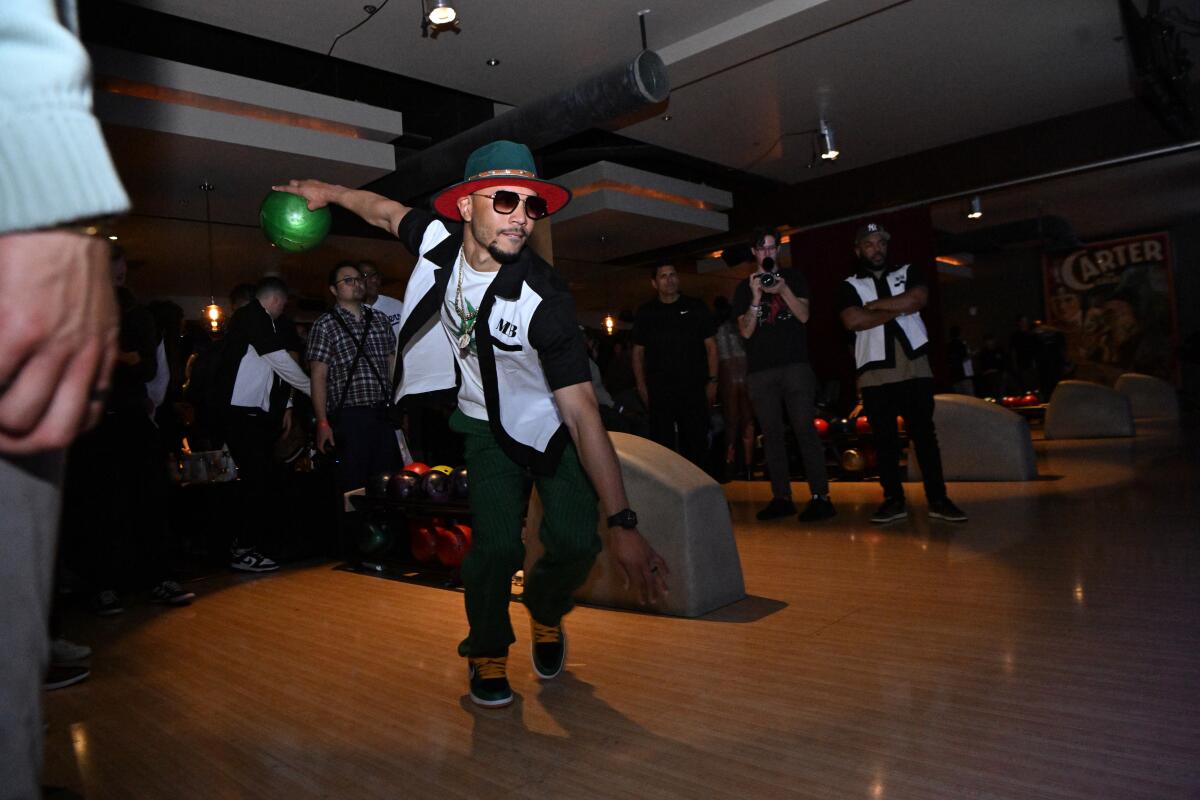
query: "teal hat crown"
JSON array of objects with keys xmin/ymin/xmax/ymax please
[{"xmin": 432, "ymin": 140, "xmax": 571, "ymax": 221}]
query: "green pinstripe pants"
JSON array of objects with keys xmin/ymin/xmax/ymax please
[{"xmin": 450, "ymin": 410, "xmax": 601, "ymax": 658}]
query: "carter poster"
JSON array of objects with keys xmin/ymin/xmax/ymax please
[{"xmin": 1043, "ymin": 232, "xmax": 1176, "ymax": 384}]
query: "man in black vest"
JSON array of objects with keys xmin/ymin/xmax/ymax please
[{"xmin": 837, "ymin": 223, "xmax": 966, "ymax": 525}]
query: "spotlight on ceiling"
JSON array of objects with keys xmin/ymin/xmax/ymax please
[
  {"xmin": 425, "ymin": 0, "xmax": 456, "ymax": 25},
  {"xmin": 967, "ymin": 195, "xmax": 983, "ymax": 219},
  {"xmin": 819, "ymin": 119, "xmax": 839, "ymax": 161}
]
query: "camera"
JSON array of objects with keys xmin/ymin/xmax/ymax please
[{"xmin": 756, "ymin": 271, "xmax": 781, "ymax": 288}]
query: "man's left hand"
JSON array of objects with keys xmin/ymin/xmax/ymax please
[{"xmin": 760, "ymin": 279, "xmax": 784, "ymax": 295}]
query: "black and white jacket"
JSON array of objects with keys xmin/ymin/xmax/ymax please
[
  {"xmin": 837, "ymin": 262, "xmax": 930, "ymax": 373},
  {"xmin": 394, "ymin": 210, "xmax": 591, "ymax": 474}
]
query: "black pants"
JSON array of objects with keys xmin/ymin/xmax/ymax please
[
  {"xmin": 647, "ymin": 383, "xmax": 710, "ymax": 469},
  {"xmin": 224, "ymin": 408, "xmax": 285, "ymax": 553},
  {"xmin": 860, "ymin": 377, "xmax": 947, "ymax": 503},
  {"xmin": 62, "ymin": 409, "xmax": 171, "ymax": 591},
  {"xmin": 332, "ymin": 405, "xmax": 401, "ymax": 494}
]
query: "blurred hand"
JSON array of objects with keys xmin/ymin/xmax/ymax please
[
  {"xmin": 0, "ymin": 231, "xmax": 117, "ymax": 453},
  {"xmin": 609, "ymin": 528, "xmax": 669, "ymax": 605},
  {"xmin": 316, "ymin": 424, "xmax": 335, "ymax": 453}
]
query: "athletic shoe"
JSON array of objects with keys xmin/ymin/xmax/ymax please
[
  {"xmin": 230, "ymin": 549, "xmax": 279, "ymax": 573},
  {"xmin": 928, "ymin": 498, "xmax": 968, "ymax": 523},
  {"xmin": 50, "ymin": 638, "xmax": 91, "ymax": 665},
  {"xmin": 151, "ymin": 580, "xmax": 196, "ymax": 606},
  {"xmin": 798, "ymin": 496, "xmax": 836, "ymax": 522},
  {"xmin": 870, "ymin": 497, "xmax": 908, "ymax": 524},
  {"xmin": 44, "ymin": 664, "xmax": 90, "ymax": 691},
  {"xmin": 756, "ymin": 498, "xmax": 796, "ymax": 521},
  {"xmin": 530, "ymin": 619, "xmax": 567, "ymax": 680},
  {"xmin": 91, "ymin": 590, "xmax": 124, "ymax": 617},
  {"xmin": 468, "ymin": 656, "xmax": 513, "ymax": 708}
]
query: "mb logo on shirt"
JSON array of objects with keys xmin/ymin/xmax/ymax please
[{"xmin": 496, "ymin": 319, "xmax": 518, "ymax": 337}]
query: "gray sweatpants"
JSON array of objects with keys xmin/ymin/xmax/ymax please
[
  {"xmin": 0, "ymin": 451, "xmax": 63, "ymax": 800},
  {"xmin": 747, "ymin": 363, "xmax": 829, "ymax": 500}
]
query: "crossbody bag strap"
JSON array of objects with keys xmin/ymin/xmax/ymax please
[{"xmin": 330, "ymin": 308, "xmax": 374, "ymax": 420}]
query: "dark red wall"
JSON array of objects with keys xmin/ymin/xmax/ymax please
[{"xmin": 789, "ymin": 206, "xmax": 945, "ymax": 414}]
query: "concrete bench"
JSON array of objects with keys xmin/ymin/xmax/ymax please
[
  {"xmin": 524, "ymin": 432, "xmax": 745, "ymax": 618},
  {"xmin": 1115, "ymin": 373, "xmax": 1180, "ymax": 421},
  {"xmin": 1044, "ymin": 380, "xmax": 1135, "ymax": 439},
  {"xmin": 907, "ymin": 394, "xmax": 1037, "ymax": 481}
]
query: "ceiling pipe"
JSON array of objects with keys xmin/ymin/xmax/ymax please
[{"xmin": 367, "ymin": 50, "xmax": 670, "ymax": 202}]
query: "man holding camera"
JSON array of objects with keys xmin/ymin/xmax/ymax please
[{"xmin": 732, "ymin": 228, "xmax": 834, "ymax": 522}]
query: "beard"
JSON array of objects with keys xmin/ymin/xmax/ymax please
[{"xmin": 488, "ymin": 241, "xmax": 525, "ymax": 264}]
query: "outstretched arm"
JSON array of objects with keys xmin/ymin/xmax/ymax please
[
  {"xmin": 553, "ymin": 381, "xmax": 669, "ymax": 604},
  {"xmin": 271, "ymin": 179, "xmax": 411, "ymax": 237}
]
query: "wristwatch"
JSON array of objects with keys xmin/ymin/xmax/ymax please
[{"xmin": 606, "ymin": 508, "xmax": 638, "ymax": 529}]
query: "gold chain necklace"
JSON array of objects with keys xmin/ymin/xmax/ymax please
[{"xmin": 454, "ymin": 247, "xmax": 479, "ymax": 351}]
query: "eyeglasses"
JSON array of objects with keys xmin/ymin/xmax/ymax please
[
  {"xmin": 471, "ymin": 190, "xmax": 549, "ymax": 220},
  {"xmin": 335, "ymin": 276, "xmax": 364, "ymax": 286}
]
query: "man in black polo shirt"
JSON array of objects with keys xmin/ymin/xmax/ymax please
[
  {"xmin": 218, "ymin": 276, "xmax": 312, "ymax": 572},
  {"xmin": 732, "ymin": 228, "xmax": 834, "ymax": 522},
  {"xmin": 837, "ymin": 223, "xmax": 966, "ymax": 524},
  {"xmin": 632, "ymin": 264, "xmax": 717, "ymax": 468},
  {"xmin": 307, "ymin": 262, "xmax": 401, "ymax": 495}
]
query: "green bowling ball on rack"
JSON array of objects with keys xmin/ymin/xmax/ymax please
[{"xmin": 259, "ymin": 190, "xmax": 332, "ymax": 253}]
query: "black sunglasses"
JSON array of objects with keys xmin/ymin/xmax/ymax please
[{"xmin": 471, "ymin": 190, "xmax": 549, "ymax": 220}]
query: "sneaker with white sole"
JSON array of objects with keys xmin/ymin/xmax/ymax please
[
  {"xmin": 44, "ymin": 664, "xmax": 90, "ymax": 691},
  {"xmin": 870, "ymin": 497, "xmax": 908, "ymax": 524},
  {"xmin": 230, "ymin": 549, "xmax": 279, "ymax": 573},
  {"xmin": 530, "ymin": 619, "xmax": 567, "ymax": 680},
  {"xmin": 468, "ymin": 656, "xmax": 513, "ymax": 708},
  {"xmin": 50, "ymin": 638, "xmax": 91, "ymax": 665},
  {"xmin": 151, "ymin": 580, "xmax": 196, "ymax": 605},
  {"xmin": 928, "ymin": 497, "xmax": 968, "ymax": 522}
]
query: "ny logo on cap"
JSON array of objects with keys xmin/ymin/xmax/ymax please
[{"xmin": 866, "ymin": 223, "xmax": 880, "ymax": 232}]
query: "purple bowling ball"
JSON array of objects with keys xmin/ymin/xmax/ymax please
[
  {"xmin": 423, "ymin": 470, "xmax": 452, "ymax": 503},
  {"xmin": 388, "ymin": 470, "xmax": 422, "ymax": 500},
  {"xmin": 450, "ymin": 466, "xmax": 468, "ymax": 499}
]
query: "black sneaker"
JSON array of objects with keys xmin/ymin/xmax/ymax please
[
  {"xmin": 756, "ymin": 498, "xmax": 796, "ymax": 521},
  {"xmin": 928, "ymin": 498, "xmax": 968, "ymax": 522},
  {"xmin": 798, "ymin": 496, "xmax": 836, "ymax": 522},
  {"xmin": 230, "ymin": 548, "xmax": 279, "ymax": 573},
  {"xmin": 870, "ymin": 497, "xmax": 908, "ymax": 524},
  {"xmin": 530, "ymin": 619, "xmax": 567, "ymax": 680},
  {"xmin": 91, "ymin": 590, "xmax": 124, "ymax": 617},
  {"xmin": 468, "ymin": 656, "xmax": 513, "ymax": 708},
  {"xmin": 151, "ymin": 580, "xmax": 196, "ymax": 606},
  {"xmin": 44, "ymin": 664, "xmax": 90, "ymax": 691}
]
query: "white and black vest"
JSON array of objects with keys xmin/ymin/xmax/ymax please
[
  {"xmin": 844, "ymin": 264, "xmax": 929, "ymax": 372},
  {"xmin": 393, "ymin": 211, "xmax": 591, "ymax": 474}
]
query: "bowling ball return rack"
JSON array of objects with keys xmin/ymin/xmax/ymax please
[{"xmin": 342, "ymin": 494, "xmax": 475, "ymax": 589}]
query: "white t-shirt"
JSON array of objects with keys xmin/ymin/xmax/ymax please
[
  {"xmin": 441, "ymin": 253, "xmax": 499, "ymax": 420},
  {"xmin": 368, "ymin": 294, "xmax": 404, "ymax": 339}
]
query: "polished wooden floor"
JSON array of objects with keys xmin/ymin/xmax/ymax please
[{"xmin": 44, "ymin": 423, "xmax": 1199, "ymax": 799}]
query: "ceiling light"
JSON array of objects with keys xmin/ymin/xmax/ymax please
[
  {"xmin": 485, "ymin": 58, "xmax": 499, "ymax": 66},
  {"xmin": 819, "ymin": 119, "xmax": 839, "ymax": 160},
  {"xmin": 425, "ymin": 0, "xmax": 456, "ymax": 25},
  {"xmin": 107, "ymin": 235, "xmax": 118, "ymax": 241},
  {"xmin": 662, "ymin": 113, "xmax": 672, "ymax": 121},
  {"xmin": 967, "ymin": 195, "xmax": 983, "ymax": 219}
]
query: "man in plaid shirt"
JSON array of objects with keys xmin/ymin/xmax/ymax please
[{"xmin": 308, "ymin": 261, "xmax": 401, "ymax": 493}]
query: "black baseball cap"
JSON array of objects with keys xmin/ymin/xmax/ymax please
[{"xmin": 854, "ymin": 222, "xmax": 891, "ymax": 243}]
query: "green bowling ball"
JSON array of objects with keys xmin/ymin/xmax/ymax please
[{"xmin": 259, "ymin": 190, "xmax": 331, "ymax": 253}]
